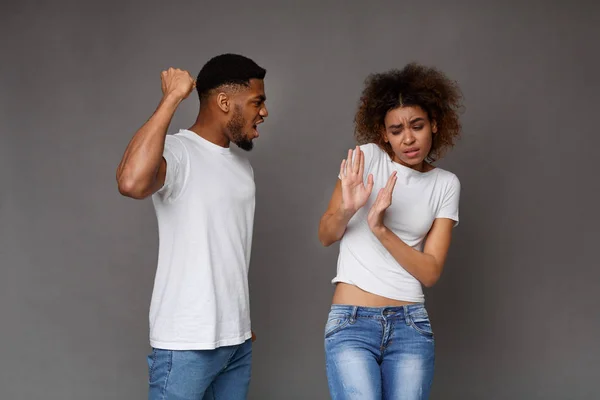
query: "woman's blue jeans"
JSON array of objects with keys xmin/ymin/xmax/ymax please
[{"xmin": 324, "ymin": 304, "xmax": 435, "ymax": 400}]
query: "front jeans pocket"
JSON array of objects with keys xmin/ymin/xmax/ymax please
[
  {"xmin": 408, "ymin": 313, "xmax": 434, "ymax": 338},
  {"xmin": 324, "ymin": 312, "xmax": 352, "ymax": 339}
]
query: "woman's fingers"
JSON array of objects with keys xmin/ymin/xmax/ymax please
[
  {"xmin": 346, "ymin": 149, "xmax": 353, "ymax": 173},
  {"xmin": 365, "ymin": 174, "xmax": 374, "ymax": 194},
  {"xmin": 340, "ymin": 159, "xmax": 347, "ymax": 178},
  {"xmin": 385, "ymin": 171, "xmax": 397, "ymax": 192},
  {"xmin": 353, "ymin": 146, "xmax": 361, "ymax": 173}
]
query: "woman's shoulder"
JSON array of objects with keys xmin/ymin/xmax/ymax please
[{"xmin": 431, "ymin": 166, "xmax": 460, "ymax": 188}]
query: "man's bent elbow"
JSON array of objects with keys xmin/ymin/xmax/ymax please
[
  {"xmin": 319, "ymin": 236, "xmax": 333, "ymax": 247},
  {"xmin": 117, "ymin": 177, "xmax": 150, "ymax": 199}
]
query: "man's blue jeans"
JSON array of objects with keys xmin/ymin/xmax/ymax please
[
  {"xmin": 325, "ymin": 304, "xmax": 435, "ymax": 399},
  {"xmin": 147, "ymin": 339, "xmax": 252, "ymax": 400}
]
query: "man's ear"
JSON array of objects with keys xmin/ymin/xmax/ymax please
[{"xmin": 217, "ymin": 92, "xmax": 230, "ymax": 113}]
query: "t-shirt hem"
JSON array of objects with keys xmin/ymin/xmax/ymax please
[
  {"xmin": 150, "ymin": 331, "xmax": 252, "ymax": 350},
  {"xmin": 331, "ymin": 277, "xmax": 425, "ymax": 303}
]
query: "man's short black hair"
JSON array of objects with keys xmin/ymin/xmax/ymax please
[{"xmin": 196, "ymin": 53, "xmax": 266, "ymax": 100}]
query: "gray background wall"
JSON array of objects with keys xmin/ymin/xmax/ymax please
[{"xmin": 2, "ymin": 1, "xmax": 599, "ymax": 399}]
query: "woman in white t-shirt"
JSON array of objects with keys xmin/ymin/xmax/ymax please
[{"xmin": 318, "ymin": 63, "xmax": 463, "ymax": 399}]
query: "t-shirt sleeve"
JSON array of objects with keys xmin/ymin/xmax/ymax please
[
  {"xmin": 156, "ymin": 135, "xmax": 189, "ymax": 201},
  {"xmin": 436, "ymin": 174, "xmax": 461, "ymax": 227},
  {"xmin": 338, "ymin": 143, "xmax": 377, "ymax": 180}
]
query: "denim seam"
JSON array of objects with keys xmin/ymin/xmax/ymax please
[
  {"xmin": 148, "ymin": 349, "xmax": 157, "ymax": 383},
  {"xmin": 206, "ymin": 383, "xmax": 216, "ymax": 400},
  {"xmin": 384, "ymin": 322, "xmax": 395, "ymax": 353},
  {"xmin": 378, "ymin": 319, "xmax": 387, "ymax": 362},
  {"xmin": 221, "ymin": 345, "xmax": 240, "ymax": 372},
  {"xmin": 160, "ymin": 351, "xmax": 173, "ymax": 400}
]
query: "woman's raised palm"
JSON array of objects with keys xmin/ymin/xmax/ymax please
[{"xmin": 340, "ymin": 147, "xmax": 374, "ymax": 215}]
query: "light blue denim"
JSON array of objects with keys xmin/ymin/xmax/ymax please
[
  {"xmin": 324, "ymin": 304, "xmax": 435, "ymax": 399},
  {"xmin": 147, "ymin": 339, "xmax": 252, "ymax": 400}
]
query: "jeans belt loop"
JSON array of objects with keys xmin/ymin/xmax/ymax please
[{"xmin": 403, "ymin": 305, "xmax": 410, "ymax": 325}]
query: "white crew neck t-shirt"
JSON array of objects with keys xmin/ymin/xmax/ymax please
[
  {"xmin": 333, "ymin": 143, "xmax": 461, "ymax": 303},
  {"xmin": 149, "ymin": 129, "xmax": 255, "ymax": 350}
]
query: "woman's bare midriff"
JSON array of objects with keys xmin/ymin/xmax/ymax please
[{"xmin": 332, "ymin": 282, "xmax": 417, "ymax": 307}]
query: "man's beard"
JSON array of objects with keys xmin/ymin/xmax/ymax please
[{"xmin": 227, "ymin": 106, "xmax": 253, "ymax": 151}]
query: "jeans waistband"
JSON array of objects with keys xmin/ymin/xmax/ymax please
[{"xmin": 329, "ymin": 304, "xmax": 427, "ymax": 319}]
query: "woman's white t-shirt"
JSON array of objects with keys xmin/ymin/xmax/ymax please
[{"xmin": 333, "ymin": 143, "xmax": 461, "ymax": 303}]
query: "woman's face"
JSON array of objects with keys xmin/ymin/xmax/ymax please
[{"xmin": 382, "ymin": 105, "xmax": 436, "ymax": 170}]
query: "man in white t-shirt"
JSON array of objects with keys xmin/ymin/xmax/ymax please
[{"xmin": 116, "ymin": 54, "xmax": 268, "ymax": 400}]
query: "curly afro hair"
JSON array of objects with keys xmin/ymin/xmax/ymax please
[{"xmin": 354, "ymin": 63, "xmax": 463, "ymax": 162}]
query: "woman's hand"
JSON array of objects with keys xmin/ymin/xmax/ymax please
[
  {"xmin": 367, "ymin": 171, "xmax": 397, "ymax": 234},
  {"xmin": 339, "ymin": 146, "xmax": 374, "ymax": 217}
]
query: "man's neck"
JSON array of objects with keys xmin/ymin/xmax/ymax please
[{"xmin": 187, "ymin": 114, "xmax": 230, "ymax": 148}]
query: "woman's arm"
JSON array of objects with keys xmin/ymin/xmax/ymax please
[
  {"xmin": 372, "ymin": 218, "xmax": 454, "ymax": 287},
  {"xmin": 318, "ymin": 180, "xmax": 355, "ymax": 246}
]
